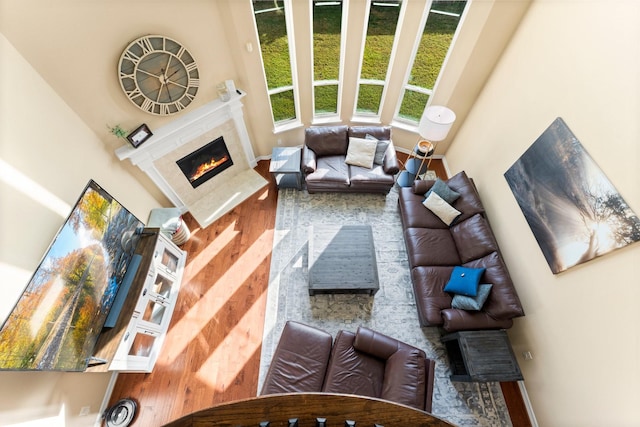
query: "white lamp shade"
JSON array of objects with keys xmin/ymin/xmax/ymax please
[{"xmin": 418, "ymin": 105, "xmax": 456, "ymax": 142}]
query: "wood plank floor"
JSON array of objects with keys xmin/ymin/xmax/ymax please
[{"xmin": 107, "ymin": 157, "xmax": 531, "ymax": 427}]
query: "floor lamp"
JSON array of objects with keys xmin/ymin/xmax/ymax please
[{"xmin": 397, "ymin": 105, "xmax": 456, "ymax": 187}]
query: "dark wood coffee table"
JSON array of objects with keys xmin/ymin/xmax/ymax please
[{"xmin": 308, "ymin": 225, "xmax": 379, "ymax": 296}]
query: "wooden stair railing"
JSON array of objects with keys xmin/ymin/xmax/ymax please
[{"xmin": 163, "ymin": 393, "xmax": 455, "ymax": 427}]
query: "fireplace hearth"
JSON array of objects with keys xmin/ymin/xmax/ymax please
[
  {"xmin": 116, "ymin": 93, "xmax": 268, "ymax": 228},
  {"xmin": 176, "ymin": 136, "xmax": 233, "ymax": 188}
]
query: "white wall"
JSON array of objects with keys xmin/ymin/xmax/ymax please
[
  {"xmin": 446, "ymin": 1, "xmax": 640, "ymax": 425},
  {"xmin": 0, "ymin": 33, "xmax": 160, "ymax": 427}
]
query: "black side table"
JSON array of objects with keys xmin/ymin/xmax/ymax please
[
  {"xmin": 441, "ymin": 330, "xmax": 523, "ymax": 382},
  {"xmin": 270, "ymin": 147, "xmax": 302, "ymax": 190}
]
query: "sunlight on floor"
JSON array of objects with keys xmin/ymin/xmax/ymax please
[
  {"xmin": 195, "ymin": 288, "xmax": 267, "ymax": 391},
  {"xmin": 160, "ymin": 228, "xmax": 274, "ymax": 365},
  {"xmin": 181, "ymin": 222, "xmax": 239, "ymax": 283}
]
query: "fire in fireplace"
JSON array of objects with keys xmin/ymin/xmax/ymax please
[{"xmin": 176, "ymin": 136, "xmax": 234, "ymax": 188}]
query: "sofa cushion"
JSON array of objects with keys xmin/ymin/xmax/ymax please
[
  {"xmin": 425, "ymin": 178, "xmax": 460, "ymax": 204},
  {"xmin": 422, "ymin": 192, "xmax": 461, "ymax": 226},
  {"xmin": 381, "ymin": 350, "xmax": 427, "ymax": 410},
  {"xmin": 411, "ymin": 266, "xmax": 454, "ymax": 326},
  {"xmin": 444, "ymin": 266, "xmax": 485, "ymax": 296},
  {"xmin": 464, "ymin": 252, "xmax": 525, "ymax": 319},
  {"xmin": 349, "ymin": 125, "xmax": 391, "ymax": 140},
  {"xmin": 398, "ymin": 187, "xmax": 450, "ymax": 229},
  {"xmin": 345, "ymin": 137, "xmax": 377, "ymax": 168},
  {"xmin": 322, "ymin": 330, "xmax": 385, "ymax": 398},
  {"xmin": 451, "ymin": 284, "xmax": 493, "ymax": 311},
  {"xmin": 305, "ymin": 155, "xmax": 350, "ymax": 185},
  {"xmin": 305, "ymin": 125, "xmax": 349, "ymax": 156},
  {"xmin": 451, "ymin": 214, "xmax": 499, "ymax": 263},
  {"xmin": 404, "ymin": 228, "xmax": 461, "ymax": 267}
]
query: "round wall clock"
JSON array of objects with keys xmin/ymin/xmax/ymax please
[{"xmin": 118, "ymin": 35, "xmax": 200, "ymax": 116}]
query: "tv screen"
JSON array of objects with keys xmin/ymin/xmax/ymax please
[{"xmin": 0, "ymin": 180, "xmax": 144, "ymax": 371}]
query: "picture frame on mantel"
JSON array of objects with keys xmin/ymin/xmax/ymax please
[{"xmin": 127, "ymin": 124, "xmax": 153, "ymax": 148}]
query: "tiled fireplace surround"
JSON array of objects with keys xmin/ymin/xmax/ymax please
[{"xmin": 116, "ymin": 92, "xmax": 267, "ymax": 228}]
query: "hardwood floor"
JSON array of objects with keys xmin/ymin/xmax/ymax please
[{"xmin": 107, "ymin": 157, "xmax": 530, "ymax": 426}]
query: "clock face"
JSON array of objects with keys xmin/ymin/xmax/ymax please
[{"xmin": 118, "ymin": 35, "xmax": 200, "ymax": 115}]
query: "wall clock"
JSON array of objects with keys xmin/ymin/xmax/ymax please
[{"xmin": 118, "ymin": 35, "xmax": 200, "ymax": 116}]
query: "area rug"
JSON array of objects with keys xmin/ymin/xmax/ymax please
[{"xmin": 259, "ymin": 185, "xmax": 512, "ymax": 426}]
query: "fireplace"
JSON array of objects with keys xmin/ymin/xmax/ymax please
[{"xmin": 176, "ymin": 136, "xmax": 234, "ymax": 188}]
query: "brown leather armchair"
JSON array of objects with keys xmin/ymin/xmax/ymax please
[{"xmin": 261, "ymin": 321, "xmax": 435, "ymax": 412}]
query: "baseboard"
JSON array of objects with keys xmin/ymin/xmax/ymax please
[
  {"xmin": 94, "ymin": 372, "xmax": 119, "ymax": 427},
  {"xmin": 518, "ymin": 380, "xmax": 539, "ymax": 427}
]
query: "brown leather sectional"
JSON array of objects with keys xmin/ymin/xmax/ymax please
[
  {"xmin": 302, "ymin": 125, "xmax": 400, "ymax": 193},
  {"xmin": 261, "ymin": 321, "xmax": 436, "ymax": 412},
  {"xmin": 398, "ymin": 171, "xmax": 525, "ymax": 332}
]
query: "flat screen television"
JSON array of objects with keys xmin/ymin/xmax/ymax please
[{"xmin": 0, "ymin": 180, "xmax": 143, "ymax": 371}]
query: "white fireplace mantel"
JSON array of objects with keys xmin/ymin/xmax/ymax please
[{"xmin": 115, "ymin": 91, "xmax": 267, "ymax": 228}]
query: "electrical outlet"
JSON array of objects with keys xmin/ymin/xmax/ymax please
[
  {"xmin": 277, "ymin": 138, "xmax": 283, "ymax": 145},
  {"xmin": 79, "ymin": 406, "xmax": 91, "ymax": 416},
  {"xmin": 522, "ymin": 351, "xmax": 533, "ymax": 361}
]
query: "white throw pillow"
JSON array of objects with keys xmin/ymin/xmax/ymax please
[
  {"xmin": 422, "ymin": 191, "xmax": 461, "ymax": 226},
  {"xmin": 345, "ymin": 137, "xmax": 377, "ymax": 169}
]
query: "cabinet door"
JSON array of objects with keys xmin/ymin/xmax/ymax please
[{"xmin": 110, "ymin": 323, "xmax": 162, "ymax": 372}]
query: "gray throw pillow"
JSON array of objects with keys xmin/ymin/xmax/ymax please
[
  {"xmin": 451, "ymin": 284, "xmax": 493, "ymax": 311},
  {"xmin": 426, "ymin": 178, "xmax": 461, "ymax": 205},
  {"xmin": 365, "ymin": 134, "xmax": 390, "ymax": 165}
]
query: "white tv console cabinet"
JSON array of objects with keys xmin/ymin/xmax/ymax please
[{"xmin": 87, "ymin": 228, "xmax": 186, "ymax": 373}]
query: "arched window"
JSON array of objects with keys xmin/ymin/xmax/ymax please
[
  {"xmin": 253, "ymin": 0, "xmax": 300, "ymax": 128},
  {"xmin": 396, "ymin": 1, "xmax": 468, "ymax": 123}
]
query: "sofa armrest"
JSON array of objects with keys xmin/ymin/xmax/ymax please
[
  {"xmin": 353, "ymin": 326, "xmax": 402, "ymax": 360},
  {"xmin": 302, "ymin": 145, "xmax": 317, "ymax": 174},
  {"xmin": 441, "ymin": 308, "xmax": 513, "ymax": 332},
  {"xmin": 382, "ymin": 141, "xmax": 400, "ymax": 175},
  {"xmin": 412, "ymin": 180, "xmax": 436, "ymax": 195},
  {"xmin": 381, "ymin": 349, "xmax": 432, "ymax": 411},
  {"xmin": 261, "ymin": 321, "xmax": 333, "ymax": 395}
]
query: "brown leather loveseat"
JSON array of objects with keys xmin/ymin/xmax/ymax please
[
  {"xmin": 261, "ymin": 321, "xmax": 436, "ymax": 412},
  {"xmin": 302, "ymin": 125, "xmax": 400, "ymax": 194},
  {"xmin": 398, "ymin": 171, "xmax": 525, "ymax": 332}
]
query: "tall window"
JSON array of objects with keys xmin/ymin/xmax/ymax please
[
  {"xmin": 312, "ymin": 1, "xmax": 344, "ymax": 117},
  {"xmin": 253, "ymin": 0, "xmax": 298, "ymax": 125},
  {"xmin": 355, "ymin": 0, "xmax": 403, "ymax": 116},
  {"xmin": 396, "ymin": 0, "xmax": 467, "ymax": 122}
]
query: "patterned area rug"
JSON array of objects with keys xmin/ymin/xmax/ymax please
[{"xmin": 259, "ymin": 185, "xmax": 512, "ymax": 426}]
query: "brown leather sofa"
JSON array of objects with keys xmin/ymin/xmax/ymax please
[
  {"xmin": 302, "ymin": 125, "xmax": 400, "ymax": 193},
  {"xmin": 398, "ymin": 171, "xmax": 525, "ymax": 332},
  {"xmin": 261, "ymin": 321, "xmax": 436, "ymax": 412}
]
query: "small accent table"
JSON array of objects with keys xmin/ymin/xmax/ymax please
[
  {"xmin": 440, "ymin": 330, "xmax": 523, "ymax": 382},
  {"xmin": 270, "ymin": 146, "xmax": 302, "ymax": 190}
]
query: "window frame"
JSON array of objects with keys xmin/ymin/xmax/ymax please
[
  {"xmin": 392, "ymin": 0, "xmax": 468, "ymax": 130},
  {"xmin": 352, "ymin": 0, "xmax": 406, "ymax": 123},
  {"xmin": 310, "ymin": 0, "xmax": 349, "ymax": 123},
  {"xmin": 252, "ymin": 0, "xmax": 302, "ymax": 133}
]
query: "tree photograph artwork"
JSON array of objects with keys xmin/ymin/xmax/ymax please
[{"xmin": 504, "ymin": 117, "xmax": 640, "ymax": 274}]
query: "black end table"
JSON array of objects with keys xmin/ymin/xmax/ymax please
[{"xmin": 441, "ymin": 330, "xmax": 523, "ymax": 382}]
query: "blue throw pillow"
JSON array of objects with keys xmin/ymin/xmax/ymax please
[
  {"xmin": 452, "ymin": 284, "xmax": 493, "ymax": 311},
  {"xmin": 425, "ymin": 178, "xmax": 460, "ymax": 205},
  {"xmin": 443, "ymin": 266, "xmax": 485, "ymax": 297}
]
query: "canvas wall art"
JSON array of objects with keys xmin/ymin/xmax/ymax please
[{"xmin": 504, "ymin": 117, "xmax": 640, "ymax": 274}]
